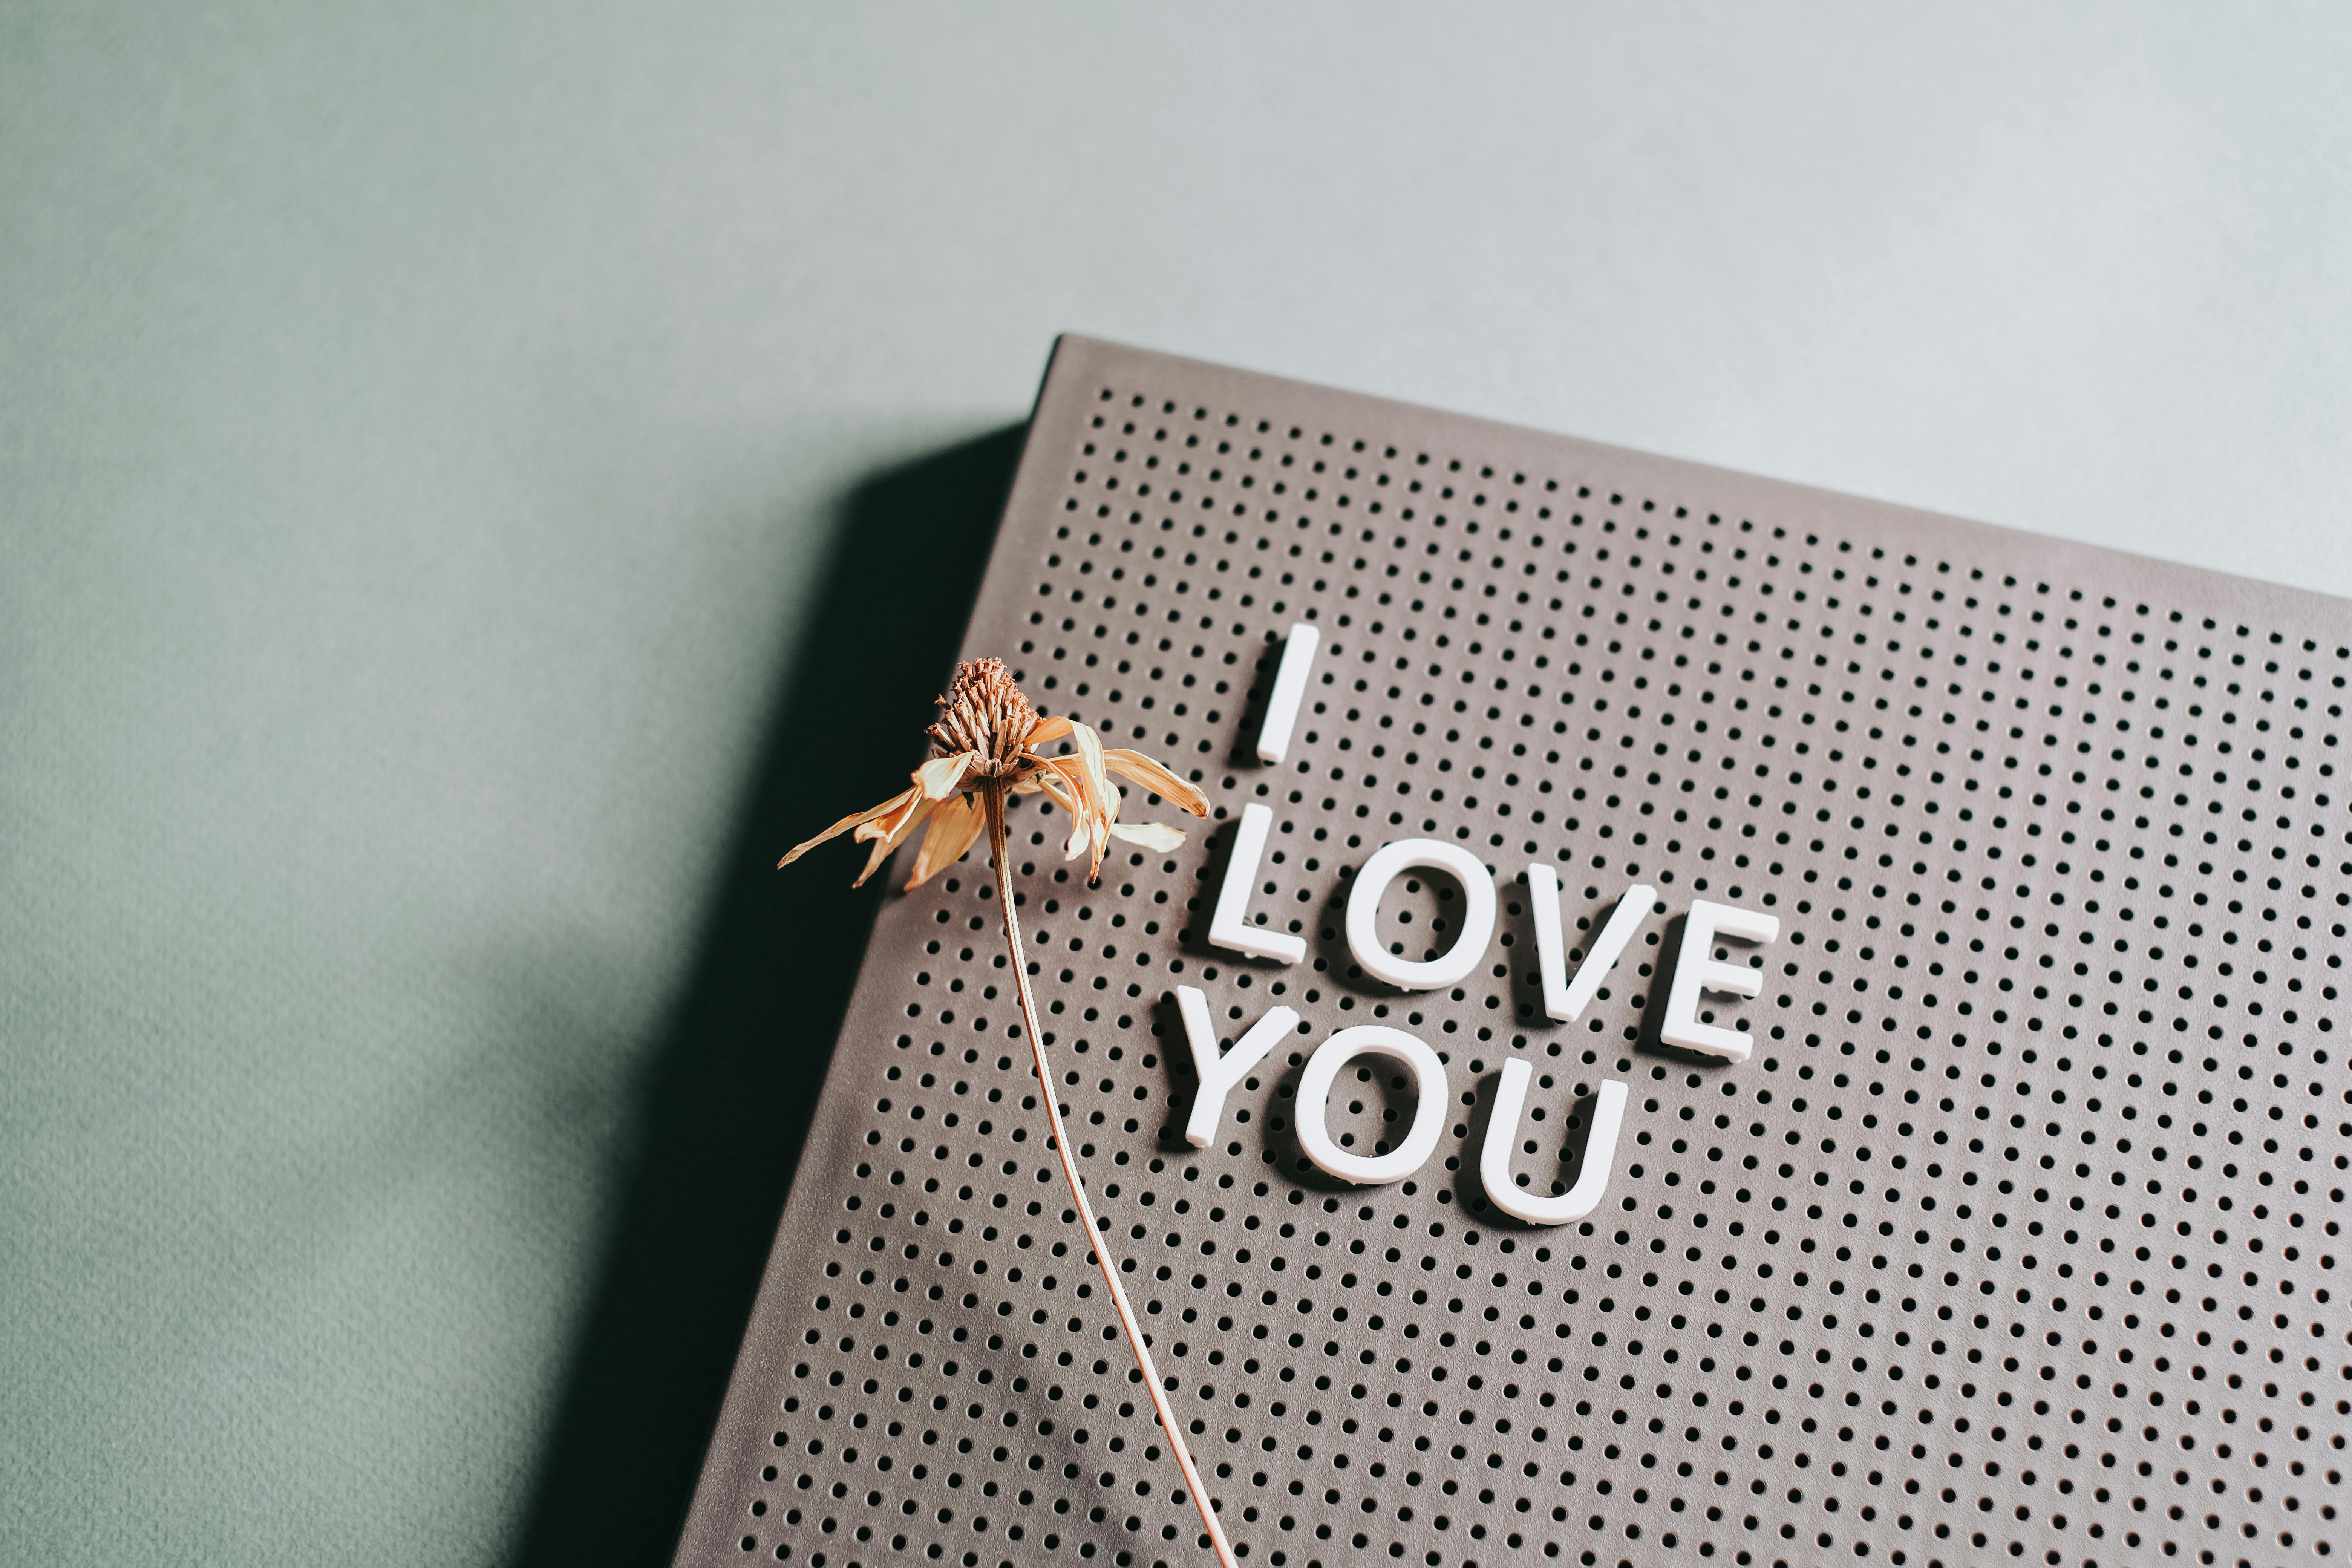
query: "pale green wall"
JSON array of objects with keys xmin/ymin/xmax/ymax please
[{"xmin": 5, "ymin": 4, "xmax": 2348, "ymax": 1564}]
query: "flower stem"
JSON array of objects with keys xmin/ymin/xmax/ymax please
[{"xmin": 982, "ymin": 782, "xmax": 1235, "ymax": 1568}]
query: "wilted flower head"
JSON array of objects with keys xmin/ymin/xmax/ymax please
[
  {"xmin": 779, "ymin": 657, "xmax": 1209, "ymax": 888},
  {"xmin": 925, "ymin": 655, "xmax": 1038, "ymax": 776}
]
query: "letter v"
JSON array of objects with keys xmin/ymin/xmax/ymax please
[{"xmin": 1528, "ymin": 869, "xmax": 1655, "ymax": 1023}]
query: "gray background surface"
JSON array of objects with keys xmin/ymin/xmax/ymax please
[{"xmin": 3, "ymin": 5, "xmax": 2346, "ymax": 1565}]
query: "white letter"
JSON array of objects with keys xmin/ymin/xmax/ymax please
[
  {"xmin": 1479, "ymin": 1059, "xmax": 1628, "ymax": 1225},
  {"xmin": 1255, "ymin": 621, "xmax": 1320, "ymax": 765},
  {"xmin": 1295, "ymin": 1025, "xmax": 1448, "ymax": 1185},
  {"xmin": 1173, "ymin": 986, "xmax": 1299, "ymax": 1148},
  {"xmin": 1344, "ymin": 839, "xmax": 1497, "ymax": 990},
  {"xmin": 1207, "ymin": 802, "xmax": 1306, "ymax": 964},
  {"xmin": 1529, "ymin": 871, "xmax": 1655, "ymax": 1023},
  {"xmin": 1659, "ymin": 899, "xmax": 1780, "ymax": 1061}
]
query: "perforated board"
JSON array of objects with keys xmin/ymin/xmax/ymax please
[{"xmin": 674, "ymin": 336, "xmax": 2352, "ymax": 1568}]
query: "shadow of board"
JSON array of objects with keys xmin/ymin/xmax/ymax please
[{"xmin": 511, "ymin": 426, "xmax": 1026, "ymax": 1568}]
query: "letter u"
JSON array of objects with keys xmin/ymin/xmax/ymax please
[{"xmin": 1477, "ymin": 1059, "xmax": 1627, "ymax": 1226}]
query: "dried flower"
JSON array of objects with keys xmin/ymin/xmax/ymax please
[
  {"xmin": 779, "ymin": 657, "xmax": 1233, "ymax": 1566},
  {"xmin": 778, "ymin": 657, "xmax": 1206, "ymax": 889}
]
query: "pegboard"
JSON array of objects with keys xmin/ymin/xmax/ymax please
[{"xmin": 672, "ymin": 337, "xmax": 2351, "ymax": 1568}]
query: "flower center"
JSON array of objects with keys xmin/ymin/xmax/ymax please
[{"xmin": 927, "ymin": 656, "xmax": 1037, "ymax": 776}]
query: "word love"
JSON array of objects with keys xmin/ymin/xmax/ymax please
[{"xmin": 1208, "ymin": 803, "xmax": 1780, "ymax": 1060}]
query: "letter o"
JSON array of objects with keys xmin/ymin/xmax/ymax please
[
  {"xmin": 1295, "ymin": 1026, "xmax": 1449, "ymax": 1185},
  {"xmin": 1343, "ymin": 838, "xmax": 1498, "ymax": 990}
]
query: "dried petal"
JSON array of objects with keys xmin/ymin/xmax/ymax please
[
  {"xmin": 1024, "ymin": 714, "xmax": 1073, "ymax": 747},
  {"xmin": 1067, "ymin": 721, "xmax": 1113, "ymax": 821},
  {"xmin": 1026, "ymin": 766, "xmax": 1079, "ymax": 816},
  {"xmin": 1043, "ymin": 756, "xmax": 1095, "ymax": 821},
  {"xmin": 1068, "ymin": 732, "xmax": 1111, "ymax": 879},
  {"xmin": 1100, "ymin": 749, "xmax": 1209, "ymax": 817},
  {"xmin": 917, "ymin": 751, "xmax": 977, "ymax": 800},
  {"xmin": 1106, "ymin": 820, "xmax": 1185, "ymax": 851},
  {"xmin": 853, "ymin": 787, "xmax": 927, "ymax": 844},
  {"xmin": 778, "ymin": 788, "xmax": 916, "ymax": 868},
  {"xmin": 853, "ymin": 795, "xmax": 936, "ymax": 887},
  {"xmin": 906, "ymin": 793, "xmax": 984, "ymax": 887}
]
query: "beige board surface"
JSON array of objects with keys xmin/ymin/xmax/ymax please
[{"xmin": 678, "ymin": 337, "xmax": 2352, "ymax": 1568}]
